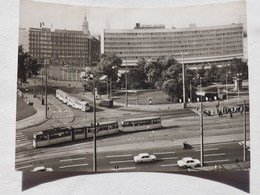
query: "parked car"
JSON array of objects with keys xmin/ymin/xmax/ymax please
[
  {"xmin": 99, "ymin": 99, "xmax": 113, "ymax": 107},
  {"xmin": 31, "ymin": 166, "xmax": 53, "ymax": 172},
  {"xmin": 177, "ymin": 157, "xmax": 201, "ymax": 168},
  {"xmin": 134, "ymin": 153, "xmax": 156, "ymax": 163}
]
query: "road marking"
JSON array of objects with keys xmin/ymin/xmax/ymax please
[
  {"xmin": 59, "ymin": 163, "xmax": 88, "ymax": 169},
  {"xmin": 50, "ymin": 100, "xmax": 62, "ymax": 112},
  {"xmin": 161, "ymin": 164, "xmax": 178, "ymax": 167},
  {"xmin": 106, "ymin": 154, "xmax": 132, "ymax": 158},
  {"xmin": 16, "ymin": 164, "xmax": 33, "ymax": 170},
  {"xmin": 60, "ymin": 157, "xmax": 86, "ymax": 162},
  {"xmin": 204, "ymin": 159, "xmax": 229, "ymax": 164},
  {"xmin": 161, "ymin": 157, "xmax": 178, "ymax": 160},
  {"xmin": 195, "ymin": 148, "xmax": 219, "ymax": 152},
  {"xmin": 153, "ymin": 152, "xmax": 176, "ymax": 155},
  {"xmin": 110, "ymin": 160, "xmax": 134, "ymax": 164},
  {"xmin": 111, "ymin": 167, "xmax": 136, "ymax": 171},
  {"xmin": 204, "ymin": 153, "xmax": 225, "ymax": 157}
]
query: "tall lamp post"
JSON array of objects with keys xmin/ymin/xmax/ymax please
[
  {"xmin": 87, "ymin": 73, "xmax": 97, "ymax": 172},
  {"xmin": 177, "ymin": 53, "xmax": 189, "ymax": 108},
  {"xmin": 123, "ymin": 57, "xmax": 128, "ymax": 107},
  {"xmin": 45, "ymin": 59, "xmax": 48, "ymax": 118}
]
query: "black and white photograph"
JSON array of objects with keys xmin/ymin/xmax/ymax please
[{"xmin": 3, "ymin": 0, "xmax": 260, "ymax": 194}]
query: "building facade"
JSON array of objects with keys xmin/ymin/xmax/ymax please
[
  {"xmin": 104, "ymin": 23, "xmax": 245, "ymax": 68},
  {"xmin": 28, "ymin": 16, "xmax": 100, "ymax": 67}
]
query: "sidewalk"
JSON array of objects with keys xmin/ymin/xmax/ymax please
[
  {"xmin": 16, "ymin": 90, "xmax": 49, "ymax": 130},
  {"xmin": 190, "ymin": 161, "xmax": 250, "ymax": 171}
]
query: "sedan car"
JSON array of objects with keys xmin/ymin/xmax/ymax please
[
  {"xmin": 177, "ymin": 157, "xmax": 201, "ymax": 168},
  {"xmin": 31, "ymin": 166, "xmax": 53, "ymax": 172},
  {"xmin": 134, "ymin": 153, "xmax": 156, "ymax": 163}
]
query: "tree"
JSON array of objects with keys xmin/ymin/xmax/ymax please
[
  {"xmin": 161, "ymin": 60, "xmax": 197, "ymax": 102},
  {"xmin": 229, "ymin": 58, "xmax": 248, "ymax": 80},
  {"xmin": 127, "ymin": 58, "xmax": 147, "ymax": 89},
  {"xmin": 98, "ymin": 53, "xmax": 122, "ymax": 83},
  {"xmin": 144, "ymin": 56, "xmax": 180, "ymax": 89},
  {"xmin": 162, "ymin": 79, "xmax": 182, "ymax": 102},
  {"xmin": 17, "ymin": 45, "xmax": 41, "ymax": 84}
]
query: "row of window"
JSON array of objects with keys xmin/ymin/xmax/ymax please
[
  {"xmin": 104, "ymin": 35, "xmax": 242, "ymax": 41},
  {"xmin": 105, "ymin": 39, "xmax": 242, "ymax": 46},
  {"xmin": 104, "ymin": 32, "xmax": 242, "ymax": 40},
  {"xmin": 105, "ymin": 45, "xmax": 242, "ymax": 51},
  {"xmin": 30, "ymin": 49, "xmax": 88, "ymax": 54},
  {"xmin": 30, "ymin": 45, "xmax": 89, "ymax": 51},
  {"xmin": 30, "ymin": 31, "xmax": 88, "ymax": 38},
  {"xmin": 29, "ymin": 41, "xmax": 88, "ymax": 46},
  {"xmin": 121, "ymin": 119, "xmax": 161, "ymax": 127},
  {"xmin": 113, "ymin": 49, "xmax": 242, "ymax": 55},
  {"xmin": 105, "ymin": 27, "xmax": 243, "ymax": 36},
  {"xmin": 30, "ymin": 53, "xmax": 89, "ymax": 58}
]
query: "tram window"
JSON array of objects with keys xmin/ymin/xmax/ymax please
[{"xmin": 75, "ymin": 129, "xmax": 84, "ymax": 134}]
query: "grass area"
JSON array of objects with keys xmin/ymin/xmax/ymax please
[
  {"xmin": 112, "ymin": 90, "xmax": 172, "ymax": 105},
  {"xmin": 16, "ymin": 95, "xmax": 37, "ymax": 121}
]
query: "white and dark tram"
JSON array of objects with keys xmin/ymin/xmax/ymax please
[
  {"xmin": 120, "ymin": 116, "xmax": 162, "ymax": 132},
  {"xmin": 56, "ymin": 89, "xmax": 91, "ymax": 112},
  {"xmin": 33, "ymin": 116, "xmax": 162, "ymax": 148},
  {"xmin": 33, "ymin": 121, "xmax": 119, "ymax": 148}
]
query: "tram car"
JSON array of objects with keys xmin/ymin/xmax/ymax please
[
  {"xmin": 33, "ymin": 121, "xmax": 119, "ymax": 148},
  {"xmin": 56, "ymin": 89, "xmax": 91, "ymax": 112},
  {"xmin": 119, "ymin": 116, "xmax": 162, "ymax": 132},
  {"xmin": 56, "ymin": 89, "xmax": 68, "ymax": 104}
]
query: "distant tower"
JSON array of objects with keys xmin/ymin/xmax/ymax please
[{"xmin": 82, "ymin": 10, "xmax": 90, "ymax": 35}]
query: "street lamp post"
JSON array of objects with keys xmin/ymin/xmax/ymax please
[
  {"xmin": 87, "ymin": 73, "xmax": 97, "ymax": 172},
  {"xmin": 200, "ymin": 77, "xmax": 203, "ymax": 102},
  {"xmin": 123, "ymin": 57, "xmax": 128, "ymax": 107},
  {"xmin": 189, "ymin": 76, "xmax": 193, "ymax": 103},
  {"xmin": 177, "ymin": 53, "xmax": 189, "ymax": 108},
  {"xmin": 45, "ymin": 59, "xmax": 48, "ymax": 118},
  {"xmin": 200, "ymin": 102, "xmax": 204, "ymax": 167},
  {"xmin": 182, "ymin": 54, "xmax": 186, "ymax": 108},
  {"xmin": 226, "ymin": 64, "xmax": 230, "ymax": 105},
  {"xmin": 92, "ymin": 80, "xmax": 97, "ymax": 172}
]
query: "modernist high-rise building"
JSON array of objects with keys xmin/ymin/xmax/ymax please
[
  {"xmin": 104, "ymin": 23, "xmax": 245, "ymax": 68},
  {"xmin": 28, "ymin": 16, "xmax": 100, "ymax": 67}
]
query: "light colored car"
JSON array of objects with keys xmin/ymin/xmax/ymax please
[
  {"xmin": 31, "ymin": 166, "xmax": 53, "ymax": 172},
  {"xmin": 177, "ymin": 157, "xmax": 201, "ymax": 168},
  {"xmin": 134, "ymin": 153, "xmax": 156, "ymax": 163}
]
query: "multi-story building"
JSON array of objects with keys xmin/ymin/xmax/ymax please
[
  {"xmin": 28, "ymin": 16, "xmax": 100, "ymax": 67},
  {"xmin": 104, "ymin": 23, "xmax": 245, "ymax": 68}
]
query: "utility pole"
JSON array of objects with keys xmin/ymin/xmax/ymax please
[
  {"xmin": 181, "ymin": 53, "xmax": 186, "ymax": 108},
  {"xmin": 243, "ymin": 100, "xmax": 247, "ymax": 161},
  {"xmin": 45, "ymin": 59, "xmax": 48, "ymax": 118},
  {"xmin": 93, "ymin": 81, "xmax": 97, "ymax": 172},
  {"xmin": 200, "ymin": 102, "xmax": 204, "ymax": 167}
]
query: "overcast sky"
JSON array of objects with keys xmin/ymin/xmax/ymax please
[{"xmin": 20, "ymin": 0, "xmax": 246, "ymax": 36}]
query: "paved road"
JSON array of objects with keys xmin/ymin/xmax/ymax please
[{"xmin": 16, "ymin": 141, "xmax": 250, "ymax": 172}]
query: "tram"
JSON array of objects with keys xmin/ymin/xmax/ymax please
[
  {"xmin": 120, "ymin": 116, "xmax": 162, "ymax": 132},
  {"xmin": 33, "ymin": 121, "xmax": 119, "ymax": 148},
  {"xmin": 56, "ymin": 89, "xmax": 91, "ymax": 112}
]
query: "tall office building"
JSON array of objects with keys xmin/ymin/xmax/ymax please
[
  {"xmin": 28, "ymin": 16, "xmax": 100, "ymax": 67},
  {"xmin": 104, "ymin": 23, "xmax": 244, "ymax": 68}
]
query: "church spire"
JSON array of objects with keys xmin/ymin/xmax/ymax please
[{"xmin": 82, "ymin": 10, "xmax": 90, "ymax": 35}]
